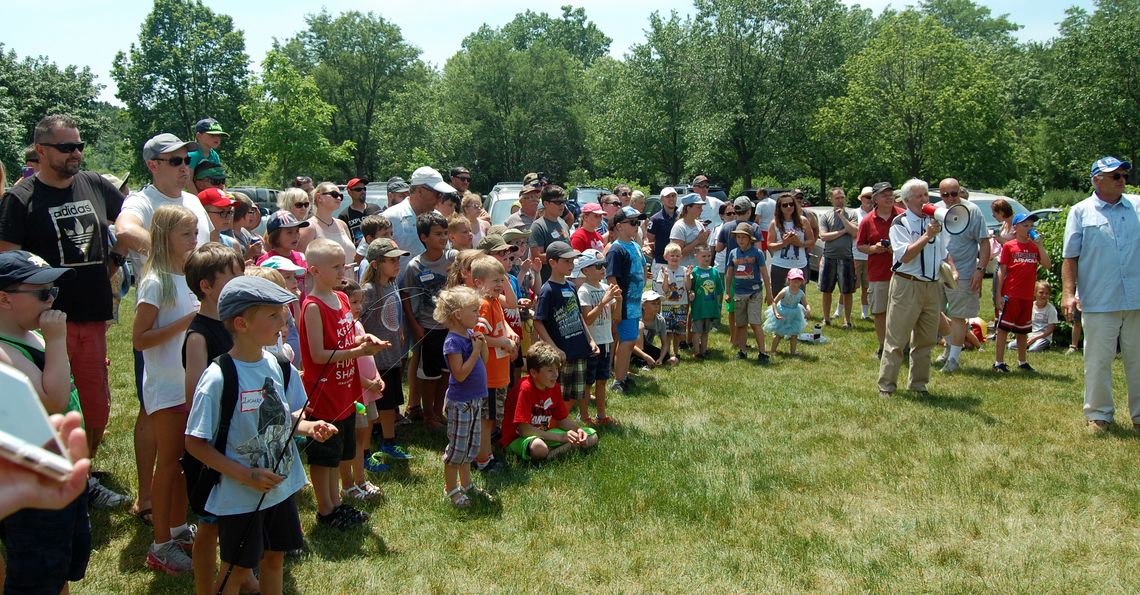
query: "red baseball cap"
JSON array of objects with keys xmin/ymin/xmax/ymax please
[
  {"xmin": 347, "ymin": 178, "xmax": 369, "ymax": 189},
  {"xmin": 198, "ymin": 187, "xmax": 236, "ymax": 208}
]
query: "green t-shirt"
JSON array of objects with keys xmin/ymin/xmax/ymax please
[
  {"xmin": 690, "ymin": 266, "xmax": 724, "ymax": 320},
  {"xmin": 0, "ymin": 332, "xmax": 83, "ymax": 424}
]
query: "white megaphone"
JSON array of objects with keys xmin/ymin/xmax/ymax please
[{"xmin": 921, "ymin": 203, "xmax": 971, "ymax": 235}]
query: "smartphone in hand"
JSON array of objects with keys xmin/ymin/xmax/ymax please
[{"xmin": 0, "ymin": 363, "xmax": 74, "ymax": 481}]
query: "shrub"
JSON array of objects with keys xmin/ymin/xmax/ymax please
[{"xmin": 1036, "ymin": 207, "xmax": 1070, "ymax": 343}]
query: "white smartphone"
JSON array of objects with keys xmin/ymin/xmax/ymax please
[{"xmin": 0, "ymin": 362, "xmax": 74, "ymax": 481}]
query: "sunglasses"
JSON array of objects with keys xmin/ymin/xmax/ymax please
[
  {"xmin": 294, "ymin": 201, "xmax": 310, "ymax": 209},
  {"xmin": 208, "ymin": 177, "xmax": 226, "ymax": 186},
  {"xmin": 455, "ymin": 176, "xmax": 471, "ymax": 182},
  {"xmin": 694, "ymin": 184, "xmax": 709, "ymax": 189},
  {"xmin": 40, "ymin": 142, "xmax": 86, "ymax": 153},
  {"xmin": 780, "ymin": 202, "xmax": 795, "ymax": 208},
  {"xmin": 350, "ymin": 186, "xmax": 366, "ymax": 192},
  {"xmin": 153, "ymin": 156, "xmax": 189, "ymax": 166},
  {"xmin": 940, "ymin": 191, "xmax": 959, "ymax": 197},
  {"xmin": 4, "ymin": 286, "xmax": 60, "ymax": 301},
  {"xmin": 322, "ymin": 191, "xmax": 344, "ymax": 200},
  {"xmin": 604, "ymin": 201, "xmax": 622, "ymax": 207},
  {"xmin": 1103, "ymin": 172, "xmax": 1129, "ymax": 181},
  {"xmin": 617, "ymin": 191, "xmax": 632, "ymax": 197},
  {"xmin": 206, "ymin": 209, "xmax": 234, "ymax": 217}
]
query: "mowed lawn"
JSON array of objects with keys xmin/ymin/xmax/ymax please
[{"xmin": 73, "ymin": 283, "xmax": 1140, "ymax": 593}]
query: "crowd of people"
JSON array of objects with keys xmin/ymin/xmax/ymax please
[{"xmin": 0, "ymin": 111, "xmax": 1136, "ymax": 594}]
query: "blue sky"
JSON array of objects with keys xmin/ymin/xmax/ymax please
[{"xmin": 4, "ymin": 0, "xmax": 1094, "ymax": 104}]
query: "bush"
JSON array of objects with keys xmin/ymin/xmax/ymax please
[
  {"xmin": 1036, "ymin": 207, "xmax": 1071, "ymax": 343},
  {"xmin": 1036, "ymin": 189, "xmax": 1086, "ymax": 208},
  {"xmin": 788, "ymin": 176, "xmax": 822, "ymax": 202}
]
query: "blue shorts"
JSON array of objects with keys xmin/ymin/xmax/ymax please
[
  {"xmin": 0, "ymin": 488, "xmax": 90, "ymax": 593},
  {"xmin": 616, "ymin": 319, "xmax": 640, "ymax": 342},
  {"xmin": 585, "ymin": 343, "xmax": 612, "ymax": 384}
]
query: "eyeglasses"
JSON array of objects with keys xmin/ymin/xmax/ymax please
[
  {"xmin": 1102, "ymin": 172, "xmax": 1129, "ymax": 182},
  {"xmin": 455, "ymin": 176, "xmax": 471, "ymax": 182},
  {"xmin": 591, "ymin": 263, "xmax": 605, "ymax": 270},
  {"xmin": 4, "ymin": 286, "xmax": 60, "ymax": 301},
  {"xmin": 208, "ymin": 177, "xmax": 226, "ymax": 186},
  {"xmin": 40, "ymin": 142, "xmax": 86, "ymax": 154},
  {"xmin": 940, "ymin": 191, "xmax": 959, "ymax": 198},
  {"xmin": 322, "ymin": 191, "xmax": 344, "ymax": 200},
  {"xmin": 206, "ymin": 209, "xmax": 234, "ymax": 217},
  {"xmin": 153, "ymin": 156, "xmax": 189, "ymax": 167},
  {"xmin": 294, "ymin": 202, "xmax": 310, "ymax": 209},
  {"xmin": 604, "ymin": 201, "xmax": 622, "ymax": 207},
  {"xmin": 617, "ymin": 191, "xmax": 631, "ymax": 197},
  {"xmin": 780, "ymin": 202, "xmax": 795, "ymax": 208},
  {"xmin": 693, "ymin": 184, "xmax": 709, "ymax": 189}
]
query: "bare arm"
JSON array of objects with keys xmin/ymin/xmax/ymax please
[
  {"xmin": 302, "ymin": 301, "xmax": 369, "ymax": 364},
  {"xmin": 114, "ymin": 211, "xmax": 151, "ymax": 254},
  {"xmin": 1061, "ymin": 257, "xmax": 1079, "ymax": 320},
  {"xmin": 132, "ymin": 303, "xmax": 196, "ymax": 351},
  {"xmin": 183, "ymin": 332, "xmax": 209, "ymax": 409},
  {"xmin": 0, "ymin": 240, "xmax": 20, "ymax": 252}
]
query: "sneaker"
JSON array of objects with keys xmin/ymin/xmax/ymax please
[
  {"xmin": 381, "ymin": 443, "xmax": 414, "ymax": 460},
  {"xmin": 335, "ymin": 504, "xmax": 369, "ymax": 524},
  {"xmin": 1018, "ymin": 362, "xmax": 1035, "ymax": 372},
  {"xmin": 625, "ymin": 375, "xmax": 636, "ymax": 388},
  {"xmin": 88, "ymin": 477, "xmax": 132, "ymax": 508},
  {"xmin": 316, "ymin": 510, "xmax": 355, "ymax": 530},
  {"xmin": 610, "ymin": 380, "xmax": 627, "ymax": 394},
  {"xmin": 934, "ymin": 352, "xmax": 949, "ymax": 366},
  {"xmin": 992, "ymin": 362, "xmax": 1010, "ymax": 373},
  {"xmin": 171, "ymin": 524, "xmax": 197, "ymax": 551},
  {"xmin": 679, "ymin": 341, "xmax": 690, "ymax": 350},
  {"xmin": 879, "ymin": 390, "xmax": 892, "ymax": 399},
  {"xmin": 736, "ymin": 350, "xmax": 747, "ymax": 360},
  {"xmin": 475, "ymin": 456, "xmax": 504, "ymax": 474},
  {"xmin": 364, "ymin": 452, "xmax": 390, "ymax": 473},
  {"xmin": 1065, "ymin": 346, "xmax": 1080, "ymax": 355},
  {"xmin": 757, "ymin": 352, "xmax": 771, "ymax": 364},
  {"xmin": 146, "ymin": 540, "xmax": 193, "ymax": 575},
  {"xmin": 940, "ymin": 358, "xmax": 960, "ymax": 373}
]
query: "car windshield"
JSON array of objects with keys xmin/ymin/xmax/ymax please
[
  {"xmin": 574, "ymin": 188, "xmax": 606, "ymax": 206},
  {"xmin": 490, "ymin": 199, "xmax": 519, "ymax": 226}
]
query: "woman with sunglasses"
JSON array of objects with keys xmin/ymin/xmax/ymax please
[
  {"xmin": 767, "ymin": 194, "xmax": 815, "ymax": 296},
  {"xmin": 278, "ymin": 187, "xmax": 312, "ymax": 222},
  {"xmin": 299, "ymin": 182, "xmax": 357, "ymax": 279}
]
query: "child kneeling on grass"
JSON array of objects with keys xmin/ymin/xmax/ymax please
[
  {"xmin": 185, "ymin": 276, "xmax": 337, "ymax": 595},
  {"xmin": 500, "ymin": 341, "xmax": 598, "ymax": 462}
]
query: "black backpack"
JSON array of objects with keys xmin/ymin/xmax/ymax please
[{"xmin": 181, "ymin": 352, "xmax": 292, "ymax": 516}]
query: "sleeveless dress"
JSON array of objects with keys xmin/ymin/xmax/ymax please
[{"xmin": 764, "ymin": 288, "xmax": 807, "ymax": 338}]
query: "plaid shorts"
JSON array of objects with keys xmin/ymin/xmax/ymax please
[
  {"xmin": 560, "ymin": 358, "xmax": 588, "ymax": 402},
  {"xmin": 442, "ymin": 398, "xmax": 483, "ymax": 465}
]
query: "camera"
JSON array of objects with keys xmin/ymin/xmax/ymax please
[{"xmin": 879, "ymin": 238, "xmax": 891, "ymax": 247}]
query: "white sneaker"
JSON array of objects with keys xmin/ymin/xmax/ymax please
[
  {"xmin": 941, "ymin": 358, "xmax": 960, "ymax": 373},
  {"xmin": 146, "ymin": 540, "xmax": 193, "ymax": 575},
  {"xmin": 933, "ymin": 352, "xmax": 949, "ymax": 366}
]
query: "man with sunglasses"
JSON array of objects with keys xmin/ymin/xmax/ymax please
[
  {"xmin": 529, "ymin": 184, "xmax": 572, "ymax": 282},
  {"xmin": 450, "ymin": 166, "xmax": 480, "ymax": 204},
  {"xmin": 1063, "ymin": 156, "xmax": 1140, "ymax": 433},
  {"xmin": 932, "ymin": 177, "xmax": 990, "ymax": 373},
  {"xmin": 0, "ymin": 114, "xmax": 131, "ymax": 508},
  {"xmin": 505, "ymin": 172, "xmax": 544, "ymax": 231},
  {"xmin": 337, "ymin": 177, "xmax": 380, "ymax": 244},
  {"xmin": 190, "ymin": 160, "xmax": 226, "ymax": 194}
]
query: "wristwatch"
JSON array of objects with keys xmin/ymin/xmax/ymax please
[{"xmin": 109, "ymin": 251, "xmax": 127, "ymax": 267}]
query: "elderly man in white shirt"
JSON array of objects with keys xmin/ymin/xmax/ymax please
[{"xmin": 878, "ymin": 178, "xmax": 957, "ymax": 398}]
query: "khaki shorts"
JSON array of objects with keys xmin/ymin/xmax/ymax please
[
  {"xmin": 944, "ymin": 285, "xmax": 980, "ymax": 319},
  {"xmin": 355, "ymin": 401, "xmax": 379, "ymax": 428},
  {"xmin": 733, "ymin": 293, "xmax": 765, "ymax": 326},
  {"xmin": 868, "ymin": 280, "xmax": 890, "ymax": 315},
  {"xmin": 854, "ymin": 260, "xmax": 869, "ymax": 292}
]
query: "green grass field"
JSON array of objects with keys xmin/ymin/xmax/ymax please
[{"xmin": 72, "ymin": 284, "xmax": 1140, "ymax": 593}]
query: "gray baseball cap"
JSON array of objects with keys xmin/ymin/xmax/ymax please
[
  {"xmin": 219, "ymin": 275, "xmax": 298, "ymax": 321},
  {"xmin": 143, "ymin": 133, "xmax": 199, "ymax": 162}
]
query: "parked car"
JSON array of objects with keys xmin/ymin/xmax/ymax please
[
  {"xmin": 566, "ymin": 186, "xmax": 608, "ymax": 221},
  {"xmin": 485, "ymin": 182, "xmax": 523, "ymax": 211},
  {"xmin": 1029, "ymin": 207, "xmax": 1062, "ymax": 223},
  {"xmin": 488, "ymin": 195, "xmax": 523, "ymax": 227},
  {"xmin": 228, "ymin": 186, "xmax": 280, "ymax": 212}
]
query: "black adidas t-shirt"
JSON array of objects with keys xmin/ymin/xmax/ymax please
[{"xmin": 0, "ymin": 172, "xmax": 123, "ymax": 322}]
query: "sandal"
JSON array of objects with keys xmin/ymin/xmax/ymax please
[
  {"xmin": 343, "ymin": 485, "xmax": 368, "ymax": 501},
  {"xmin": 463, "ymin": 484, "xmax": 495, "ymax": 502},
  {"xmin": 578, "ymin": 415, "xmax": 596, "ymax": 427},
  {"xmin": 595, "ymin": 415, "xmax": 621, "ymax": 427},
  {"xmin": 132, "ymin": 506, "xmax": 153, "ymax": 526},
  {"xmin": 357, "ymin": 481, "xmax": 385, "ymax": 499},
  {"xmin": 446, "ymin": 487, "xmax": 470, "ymax": 508}
]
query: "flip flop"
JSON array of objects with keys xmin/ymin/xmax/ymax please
[{"xmin": 132, "ymin": 507, "xmax": 153, "ymax": 526}]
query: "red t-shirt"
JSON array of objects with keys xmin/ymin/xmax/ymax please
[
  {"xmin": 571, "ymin": 227, "xmax": 605, "ymax": 253},
  {"xmin": 298, "ymin": 290, "xmax": 361, "ymax": 421},
  {"xmin": 499, "ymin": 376, "xmax": 568, "ymax": 445},
  {"xmin": 856, "ymin": 207, "xmax": 903, "ymax": 282},
  {"xmin": 999, "ymin": 239, "xmax": 1041, "ymax": 300},
  {"xmin": 476, "ymin": 296, "xmax": 511, "ymax": 388}
]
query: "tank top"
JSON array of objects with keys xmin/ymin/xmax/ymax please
[
  {"xmin": 0, "ymin": 333, "xmax": 83, "ymax": 422},
  {"xmin": 310, "ymin": 216, "xmax": 358, "ymax": 268},
  {"xmin": 181, "ymin": 315, "xmax": 234, "ymax": 367},
  {"xmin": 770, "ymin": 220, "xmax": 807, "ymax": 269},
  {"xmin": 298, "ymin": 291, "xmax": 360, "ymax": 421}
]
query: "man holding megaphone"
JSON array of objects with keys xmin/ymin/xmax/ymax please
[
  {"xmin": 931, "ymin": 178, "xmax": 990, "ymax": 373},
  {"xmin": 877, "ymin": 179, "xmax": 958, "ymax": 399}
]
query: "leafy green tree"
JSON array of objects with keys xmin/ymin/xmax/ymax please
[
  {"xmin": 815, "ymin": 11, "xmax": 1014, "ymax": 186},
  {"xmin": 500, "ymin": 5, "xmax": 612, "ymax": 67},
  {"xmin": 111, "ymin": 0, "xmax": 250, "ymax": 178},
  {"xmin": 82, "ymin": 103, "xmax": 136, "ymax": 178},
  {"xmin": 371, "ymin": 63, "xmax": 457, "ymax": 184},
  {"xmin": 1042, "ymin": 0, "xmax": 1140, "ymax": 188},
  {"xmin": 284, "ymin": 10, "xmax": 421, "ymax": 180},
  {"xmin": 441, "ymin": 26, "xmax": 587, "ymax": 186},
  {"xmin": 237, "ymin": 48, "xmax": 352, "ymax": 187},
  {"xmin": 919, "ymin": 0, "xmax": 1021, "ymax": 42}
]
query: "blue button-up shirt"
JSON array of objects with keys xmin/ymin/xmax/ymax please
[
  {"xmin": 1062, "ymin": 193, "xmax": 1140, "ymax": 312},
  {"xmin": 381, "ymin": 200, "xmax": 424, "ymax": 278}
]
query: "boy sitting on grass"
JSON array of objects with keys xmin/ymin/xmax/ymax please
[
  {"xmin": 185, "ymin": 276, "xmax": 338, "ymax": 595},
  {"xmin": 500, "ymin": 341, "xmax": 598, "ymax": 462}
]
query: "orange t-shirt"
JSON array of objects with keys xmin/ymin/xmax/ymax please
[{"xmin": 476, "ymin": 296, "xmax": 511, "ymax": 388}]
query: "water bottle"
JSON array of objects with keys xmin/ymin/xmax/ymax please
[
  {"xmin": 1029, "ymin": 229, "xmax": 1040, "ymax": 240},
  {"xmin": 813, "ymin": 323, "xmax": 822, "ymax": 340}
]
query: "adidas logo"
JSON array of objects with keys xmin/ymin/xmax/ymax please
[{"xmin": 62, "ymin": 219, "xmax": 96, "ymax": 250}]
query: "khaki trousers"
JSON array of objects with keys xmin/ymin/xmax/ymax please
[
  {"xmin": 877, "ymin": 275, "xmax": 943, "ymax": 393},
  {"xmin": 1082, "ymin": 310, "xmax": 1140, "ymax": 423}
]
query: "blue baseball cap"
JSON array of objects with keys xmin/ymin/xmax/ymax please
[
  {"xmin": 1091, "ymin": 156, "xmax": 1132, "ymax": 177},
  {"xmin": 679, "ymin": 193, "xmax": 706, "ymax": 207},
  {"xmin": 1011, "ymin": 213, "xmax": 1039, "ymax": 226},
  {"xmin": 0, "ymin": 250, "xmax": 75, "ymax": 288}
]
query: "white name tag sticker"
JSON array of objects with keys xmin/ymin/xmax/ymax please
[
  {"xmin": 737, "ymin": 265, "xmax": 747, "ymax": 272},
  {"xmin": 419, "ymin": 272, "xmax": 434, "ymax": 283},
  {"xmin": 240, "ymin": 389, "xmax": 264, "ymax": 412}
]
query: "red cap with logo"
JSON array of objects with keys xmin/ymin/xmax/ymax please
[{"xmin": 198, "ymin": 187, "xmax": 236, "ymax": 208}]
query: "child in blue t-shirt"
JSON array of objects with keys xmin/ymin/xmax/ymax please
[
  {"xmin": 534, "ymin": 242, "xmax": 598, "ymax": 424},
  {"xmin": 433, "ymin": 285, "xmax": 492, "ymax": 508},
  {"xmin": 727, "ymin": 224, "xmax": 773, "ymax": 363}
]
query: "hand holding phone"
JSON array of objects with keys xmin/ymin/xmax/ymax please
[{"xmin": 0, "ymin": 410, "xmax": 89, "ymax": 521}]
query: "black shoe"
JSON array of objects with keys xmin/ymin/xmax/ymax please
[
  {"xmin": 736, "ymin": 350, "xmax": 747, "ymax": 360},
  {"xmin": 1018, "ymin": 362, "xmax": 1035, "ymax": 372},
  {"xmin": 993, "ymin": 362, "xmax": 1010, "ymax": 373},
  {"xmin": 757, "ymin": 352, "xmax": 771, "ymax": 364},
  {"xmin": 679, "ymin": 341, "xmax": 690, "ymax": 350},
  {"xmin": 334, "ymin": 504, "xmax": 369, "ymax": 524},
  {"xmin": 476, "ymin": 456, "xmax": 504, "ymax": 474}
]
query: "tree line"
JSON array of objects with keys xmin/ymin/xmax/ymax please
[{"xmin": 1, "ymin": 0, "xmax": 1137, "ymax": 207}]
